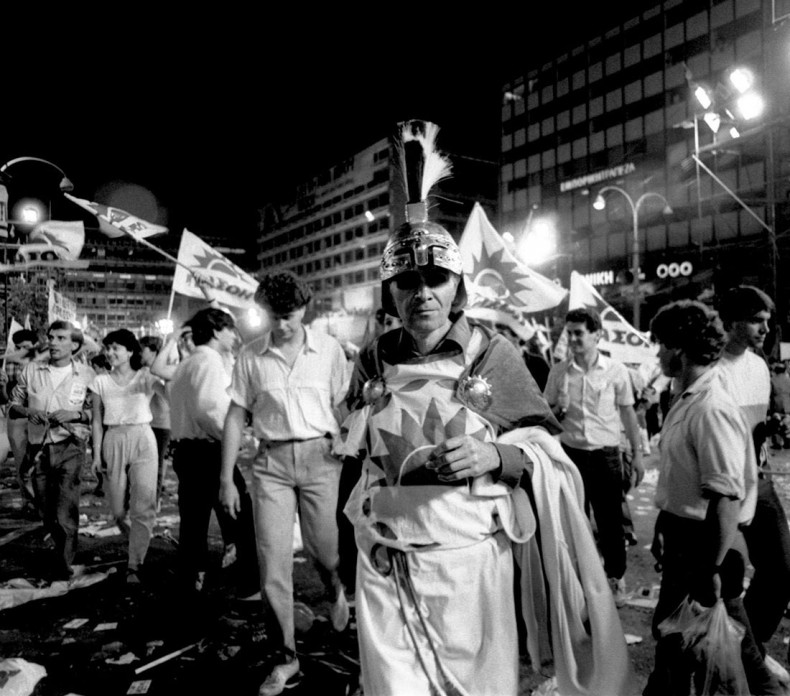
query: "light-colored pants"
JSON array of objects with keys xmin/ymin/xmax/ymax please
[
  {"xmin": 8, "ymin": 417, "xmax": 33, "ymax": 505},
  {"xmin": 103, "ymin": 424, "xmax": 158, "ymax": 569},
  {"xmin": 252, "ymin": 436, "xmax": 342, "ymax": 652}
]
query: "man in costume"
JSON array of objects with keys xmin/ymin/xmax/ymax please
[{"xmin": 338, "ymin": 120, "xmax": 632, "ymax": 696}]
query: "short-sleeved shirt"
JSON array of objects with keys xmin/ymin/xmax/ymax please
[
  {"xmin": 655, "ymin": 367, "xmax": 757, "ymax": 525},
  {"xmin": 716, "ymin": 349, "xmax": 770, "ymax": 435},
  {"xmin": 229, "ymin": 326, "xmax": 349, "ymax": 442},
  {"xmin": 10, "ymin": 359, "xmax": 95, "ymax": 444},
  {"xmin": 90, "ymin": 371, "xmax": 159, "ymax": 426},
  {"xmin": 543, "ymin": 352, "xmax": 634, "ymax": 449}
]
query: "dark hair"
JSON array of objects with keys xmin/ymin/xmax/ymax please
[
  {"xmin": 12, "ymin": 329, "xmax": 37, "ymax": 346},
  {"xmin": 48, "ymin": 320, "xmax": 84, "ymax": 354},
  {"xmin": 102, "ymin": 328, "xmax": 143, "ymax": 370},
  {"xmin": 565, "ymin": 308, "xmax": 602, "ymax": 333},
  {"xmin": 254, "ymin": 271, "xmax": 312, "ymax": 314},
  {"xmin": 188, "ymin": 308, "xmax": 235, "ymax": 346},
  {"xmin": 90, "ymin": 353, "xmax": 111, "ymax": 371},
  {"xmin": 139, "ymin": 335, "xmax": 163, "ymax": 353},
  {"xmin": 650, "ymin": 300, "xmax": 725, "ymax": 366},
  {"xmin": 718, "ymin": 285, "xmax": 774, "ymax": 326}
]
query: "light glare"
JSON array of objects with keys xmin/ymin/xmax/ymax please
[
  {"xmin": 729, "ymin": 68, "xmax": 754, "ymax": 94},
  {"xmin": 737, "ymin": 92, "xmax": 765, "ymax": 120},
  {"xmin": 694, "ymin": 85, "xmax": 712, "ymax": 109}
]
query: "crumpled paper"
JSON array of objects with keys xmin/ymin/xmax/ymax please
[
  {"xmin": 0, "ymin": 657, "xmax": 46, "ymax": 696},
  {"xmin": 0, "ymin": 571, "xmax": 112, "ymax": 612}
]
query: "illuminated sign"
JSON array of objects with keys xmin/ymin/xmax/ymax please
[
  {"xmin": 656, "ymin": 261, "xmax": 693, "ymax": 278},
  {"xmin": 584, "ymin": 270, "xmax": 615, "ymax": 286},
  {"xmin": 560, "ymin": 163, "xmax": 636, "ymax": 193}
]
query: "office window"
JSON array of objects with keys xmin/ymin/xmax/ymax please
[
  {"xmin": 572, "ymin": 138, "xmax": 588, "ymax": 159},
  {"xmin": 605, "ymin": 53, "xmax": 622, "ymax": 75},
  {"xmin": 589, "ymin": 62, "xmax": 602, "ymax": 82},
  {"xmin": 712, "ymin": 43, "xmax": 735, "ymax": 71},
  {"xmin": 645, "ymin": 71, "xmax": 663, "ymax": 97},
  {"xmin": 687, "ymin": 11, "xmax": 708, "ymax": 40},
  {"xmin": 515, "ymin": 189, "xmax": 528, "ymax": 208},
  {"xmin": 542, "ymin": 150, "xmax": 556, "ymax": 168},
  {"xmin": 515, "ymin": 159, "xmax": 527, "ymax": 178},
  {"xmin": 625, "ymin": 117, "xmax": 643, "ymax": 141},
  {"xmin": 502, "ymin": 133, "xmax": 513, "ymax": 152},
  {"xmin": 665, "ymin": 63, "xmax": 685, "ymax": 89},
  {"xmin": 644, "ymin": 34, "xmax": 662, "ymax": 59},
  {"xmin": 625, "ymin": 81, "xmax": 642, "ymax": 104},
  {"xmin": 528, "ymin": 154, "xmax": 541, "ymax": 173},
  {"xmin": 645, "ymin": 109, "xmax": 664, "ymax": 135},
  {"xmin": 572, "ymin": 70, "xmax": 586, "ymax": 90},
  {"xmin": 590, "ymin": 97, "xmax": 604, "ymax": 118},
  {"xmin": 558, "ymin": 143, "xmax": 571, "ymax": 164},
  {"xmin": 515, "ymin": 128, "xmax": 527, "ymax": 147},
  {"xmin": 541, "ymin": 84, "xmax": 554, "ymax": 103},
  {"xmin": 606, "ymin": 89, "xmax": 623, "ymax": 111},
  {"xmin": 502, "ymin": 193, "xmax": 515, "ymax": 213},
  {"xmin": 528, "ymin": 92, "xmax": 539, "ymax": 110},
  {"xmin": 590, "ymin": 131, "xmax": 605, "ymax": 152},
  {"xmin": 527, "ymin": 123, "xmax": 539, "ymax": 141},
  {"xmin": 573, "ymin": 104, "xmax": 587, "ymax": 124},
  {"xmin": 712, "ymin": 0, "xmax": 734, "ymax": 27},
  {"xmin": 607, "ymin": 124, "xmax": 623, "ymax": 146},
  {"xmin": 736, "ymin": 0, "xmax": 760, "ymax": 17},
  {"xmin": 665, "ymin": 23, "xmax": 684, "ymax": 49},
  {"xmin": 687, "ymin": 53, "xmax": 710, "ymax": 80},
  {"xmin": 502, "ymin": 163, "xmax": 514, "ymax": 182},
  {"xmin": 542, "ymin": 117, "xmax": 555, "ymax": 136},
  {"xmin": 557, "ymin": 111, "xmax": 570, "ymax": 130},
  {"xmin": 624, "ymin": 44, "xmax": 641, "ymax": 67},
  {"xmin": 557, "ymin": 78, "xmax": 569, "ymax": 97},
  {"xmin": 736, "ymin": 30, "xmax": 761, "ymax": 59}
]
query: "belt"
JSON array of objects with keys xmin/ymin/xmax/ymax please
[{"xmin": 266, "ymin": 433, "xmax": 332, "ymax": 446}]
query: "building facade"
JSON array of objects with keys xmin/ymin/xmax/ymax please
[
  {"xmin": 501, "ymin": 0, "xmax": 790, "ymax": 331},
  {"xmin": 256, "ymin": 134, "xmax": 496, "ymax": 340}
]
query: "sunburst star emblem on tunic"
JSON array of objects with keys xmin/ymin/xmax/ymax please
[{"xmin": 362, "ymin": 377, "xmax": 388, "ymax": 405}]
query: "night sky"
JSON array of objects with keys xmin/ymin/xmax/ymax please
[{"xmin": 2, "ymin": 6, "xmax": 652, "ymax": 249}]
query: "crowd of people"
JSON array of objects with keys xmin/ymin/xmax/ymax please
[{"xmin": 2, "ymin": 122, "xmax": 790, "ymax": 696}]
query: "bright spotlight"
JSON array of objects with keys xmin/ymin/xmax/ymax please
[
  {"xmin": 694, "ymin": 85, "xmax": 712, "ymax": 109},
  {"xmin": 737, "ymin": 92, "xmax": 765, "ymax": 120},
  {"xmin": 729, "ymin": 126, "xmax": 740, "ymax": 139},
  {"xmin": 364, "ymin": 210, "xmax": 375, "ymax": 223},
  {"xmin": 517, "ymin": 216, "xmax": 557, "ymax": 267},
  {"xmin": 703, "ymin": 111, "xmax": 722, "ymax": 133},
  {"xmin": 155, "ymin": 318, "xmax": 174, "ymax": 335},
  {"xmin": 245, "ymin": 306, "xmax": 263, "ymax": 329},
  {"xmin": 593, "ymin": 194, "xmax": 606, "ymax": 211},
  {"xmin": 729, "ymin": 67, "xmax": 754, "ymax": 94}
]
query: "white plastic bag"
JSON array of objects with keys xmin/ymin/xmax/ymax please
[{"xmin": 0, "ymin": 658, "xmax": 47, "ymax": 696}]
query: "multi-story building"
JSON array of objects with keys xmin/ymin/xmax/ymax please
[
  {"xmin": 256, "ymin": 134, "xmax": 496, "ymax": 343},
  {"xmin": 500, "ymin": 0, "xmax": 790, "ymax": 330}
]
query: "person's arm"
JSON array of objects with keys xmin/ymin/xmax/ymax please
[
  {"xmin": 701, "ymin": 492, "xmax": 740, "ymax": 603},
  {"xmin": 219, "ymin": 402, "xmax": 248, "ymax": 519},
  {"xmin": 619, "ymin": 405, "xmax": 644, "ymax": 486},
  {"xmin": 8, "ymin": 366, "xmax": 47, "ymax": 424},
  {"xmin": 91, "ymin": 393, "xmax": 104, "ymax": 473},
  {"xmin": 149, "ymin": 331, "xmax": 182, "ymax": 381},
  {"xmin": 0, "ymin": 371, "xmax": 8, "ymax": 405}
]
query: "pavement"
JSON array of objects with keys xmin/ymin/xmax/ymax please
[{"xmin": 1, "ymin": 422, "xmax": 790, "ymax": 695}]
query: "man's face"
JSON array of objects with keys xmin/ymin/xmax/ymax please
[
  {"xmin": 566, "ymin": 321, "xmax": 599, "ymax": 357},
  {"xmin": 47, "ymin": 329, "xmax": 77, "ymax": 362},
  {"xmin": 657, "ymin": 342, "xmax": 684, "ymax": 378},
  {"xmin": 729, "ymin": 310, "xmax": 770, "ymax": 351},
  {"xmin": 140, "ymin": 346, "xmax": 157, "ymax": 367},
  {"xmin": 214, "ymin": 325, "xmax": 239, "ymax": 354},
  {"xmin": 263, "ymin": 304, "xmax": 306, "ymax": 343},
  {"xmin": 389, "ymin": 268, "xmax": 459, "ymax": 337}
]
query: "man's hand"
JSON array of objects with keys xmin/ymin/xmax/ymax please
[
  {"xmin": 26, "ymin": 408, "xmax": 49, "ymax": 425},
  {"xmin": 219, "ymin": 479, "xmax": 241, "ymax": 519},
  {"xmin": 48, "ymin": 409, "xmax": 78, "ymax": 426},
  {"xmin": 427, "ymin": 436, "xmax": 500, "ymax": 482},
  {"xmin": 631, "ymin": 451, "xmax": 645, "ymax": 487},
  {"xmin": 91, "ymin": 456, "xmax": 103, "ymax": 475}
]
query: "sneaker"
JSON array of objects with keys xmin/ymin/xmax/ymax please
[
  {"xmin": 259, "ymin": 658, "xmax": 300, "ymax": 696},
  {"xmin": 126, "ymin": 567, "xmax": 142, "ymax": 585},
  {"xmin": 331, "ymin": 587, "xmax": 350, "ymax": 632},
  {"xmin": 609, "ymin": 577, "xmax": 627, "ymax": 608}
]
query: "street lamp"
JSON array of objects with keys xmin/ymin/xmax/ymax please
[
  {"xmin": 593, "ymin": 186, "xmax": 673, "ymax": 330},
  {"xmin": 0, "ymin": 156, "xmax": 74, "ymax": 193}
]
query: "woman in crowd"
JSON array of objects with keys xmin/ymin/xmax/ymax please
[{"xmin": 90, "ymin": 329, "xmax": 164, "ymax": 583}]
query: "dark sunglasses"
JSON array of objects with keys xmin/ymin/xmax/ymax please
[{"xmin": 393, "ymin": 269, "xmax": 452, "ymax": 291}]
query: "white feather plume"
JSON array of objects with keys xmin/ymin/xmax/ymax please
[{"xmin": 401, "ymin": 121, "xmax": 453, "ymax": 200}]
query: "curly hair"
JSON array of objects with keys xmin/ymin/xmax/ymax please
[
  {"xmin": 254, "ymin": 271, "xmax": 312, "ymax": 314},
  {"xmin": 649, "ymin": 300, "xmax": 725, "ymax": 366},
  {"xmin": 102, "ymin": 328, "xmax": 143, "ymax": 370},
  {"xmin": 717, "ymin": 285, "xmax": 774, "ymax": 326}
]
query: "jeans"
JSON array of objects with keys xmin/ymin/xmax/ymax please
[
  {"xmin": 742, "ymin": 476, "xmax": 790, "ymax": 648},
  {"xmin": 562, "ymin": 444, "xmax": 626, "ymax": 579},
  {"xmin": 173, "ymin": 439, "xmax": 257, "ymax": 587},
  {"xmin": 31, "ymin": 438, "xmax": 85, "ymax": 576},
  {"xmin": 643, "ymin": 511, "xmax": 783, "ymax": 696}
]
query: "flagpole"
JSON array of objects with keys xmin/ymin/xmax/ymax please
[{"xmin": 166, "ymin": 283, "xmax": 176, "ymax": 321}]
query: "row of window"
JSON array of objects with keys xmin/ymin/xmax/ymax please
[
  {"xmin": 263, "ymin": 241, "xmax": 388, "ymax": 274},
  {"xmin": 260, "ymin": 190, "xmax": 390, "ymax": 253},
  {"xmin": 306, "ymin": 267, "xmax": 379, "ymax": 292}
]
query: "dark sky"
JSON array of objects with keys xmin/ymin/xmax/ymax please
[{"xmin": 2, "ymin": 7, "xmax": 648, "ymax": 248}]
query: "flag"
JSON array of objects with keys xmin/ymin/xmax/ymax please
[
  {"xmin": 172, "ymin": 229, "xmax": 258, "ymax": 309},
  {"xmin": 64, "ymin": 193, "xmax": 167, "ymax": 240},
  {"xmin": 4, "ymin": 317, "xmax": 25, "ymax": 366},
  {"xmin": 23, "ymin": 315, "xmax": 31, "ymax": 331},
  {"xmin": 554, "ymin": 271, "xmax": 658, "ymax": 366},
  {"xmin": 28, "ymin": 220, "xmax": 85, "ymax": 260},
  {"xmin": 459, "ymin": 203, "xmax": 568, "ymax": 318}
]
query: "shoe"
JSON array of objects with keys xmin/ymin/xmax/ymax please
[
  {"xmin": 609, "ymin": 577, "xmax": 627, "ymax": 608},
  {"xmin": 330, "ymin": 587, "xmax": 350, "ymax": 632},
  {"xmin": 258, "ymin": 659, "xmax": 300, "ymax": 696},
  {"xmin": 126, "ymin": 567, "xmax": 142, "ymax": 585}
]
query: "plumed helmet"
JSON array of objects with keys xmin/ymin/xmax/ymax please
[{"xmin": 380, "ymin": 120, "xmax": 466, "ymax": 316}]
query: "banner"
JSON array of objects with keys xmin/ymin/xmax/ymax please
[
  {"xmin": 172, "ymin": 229, "xmax": 258, "ymax": 309},
  {"xmin": 459, "ymin": 203, "xmax": 567, "ymax": 318},
  {"xmin": 48, "ymin": 285, "xmax": 77, "ymax": 324},
  {"xmin": 554, "ymin": 271, "xmax": 657, "ymax": 366},
  {"xmin": 64, "ymin": 193, "xmax": 167, "ymax": 240},
  {"xmin": 28, "ymin": 220, "xmax": 85, "ymax": 260}
]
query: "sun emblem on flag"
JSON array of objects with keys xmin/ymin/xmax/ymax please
[
  {"xmin": 373, "ymin": 398, "xmax": 486, "ymax": 486},
  {"xmin": 192, "ymin": 246, "xmax": 247, "ymax": 280},
  {"xmin": 466, "ymin": 242, "xmax": 540, "ymax": 309}
]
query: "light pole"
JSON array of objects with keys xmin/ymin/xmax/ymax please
[
  {"xmin": 593, "ymin": 186, "xmax": 673, "ymax": 330},
  {"xmin": 0, "ymin": 157, "xmax": 74, "ymax": 343}
]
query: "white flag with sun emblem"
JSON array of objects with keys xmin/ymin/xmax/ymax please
[
  {"xmin": 459, "ymin": 203, "xmax": 567, "ymax": 314},
  {"xmin": 172, "ymin": 229, "xmax": 258, "ymax": 308}
]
